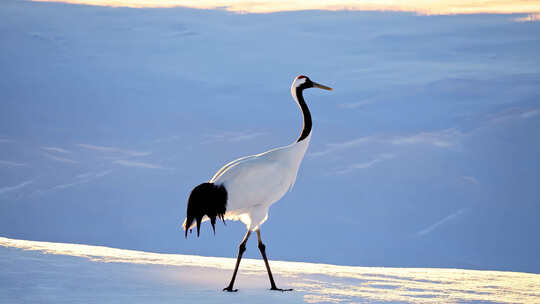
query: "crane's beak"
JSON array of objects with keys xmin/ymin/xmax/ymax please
[{"xmin": 313, "ymin": 82, "xmax": 333, "ymax": 91}]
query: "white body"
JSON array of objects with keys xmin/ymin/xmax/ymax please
[
  {"xmin": 183, "ymin": 75, "xmax": 318, "ymax": 233},
  {"xmin": 211, "ymin": 133, "xmax": 311, "ymax": 231}
]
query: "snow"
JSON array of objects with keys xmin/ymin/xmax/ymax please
[
  {"xmin": 1, "ymin": 0, "xmax": 540, "ymax": 284},
  {"xmin": 1, "ymin": 237, "xmax": 539, "ymax": 303},
  {"xmin": 31, "ymin": 0, "xmax": 540, "ymax": 14}
]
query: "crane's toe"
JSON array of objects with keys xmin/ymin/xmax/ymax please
[
  {"xmin": 270, "ymin": 287, "xmax": 293, "ymax": 292},
  {"xmin": 223, "ymin": 286, "xmax": 238, "ymax": 292}
]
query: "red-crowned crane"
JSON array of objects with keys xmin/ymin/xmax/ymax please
[{"xmin": 183, "ymin": 75, "xmax": 332, "ymax": 292}]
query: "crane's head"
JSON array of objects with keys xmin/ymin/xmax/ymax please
[{"xmin": 292, "ymin": 75, "xmax": 333, "ymax": 91}]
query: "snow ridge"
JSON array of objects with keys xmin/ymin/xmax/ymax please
[{"xmin": 1, "ymin": 237, "xmax": 539, "ymax": 303}]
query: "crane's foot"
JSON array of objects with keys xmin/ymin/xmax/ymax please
[
  {"xmin": 223, "ymin": 286, "xmax": 238, "ymax": 292},
  {"xmin": 270, "ymin": 287, "xmax": 293, "ymax": 292}
]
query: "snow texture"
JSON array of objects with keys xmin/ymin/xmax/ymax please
[
  {"xmin": 1, "ymin": 0, "xmax": 540, "ymax": 277},
  {"xmin": 2, "ymin": 237, "xmax": 539, "ymax": 304}
]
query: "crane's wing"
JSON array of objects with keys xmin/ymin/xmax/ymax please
[
  {"xmin": 211, "ymin": 147, "xmax": 300, "ymax": 211},
  {"xmin": 210, "ymin": 154, "xmax": 259, "ymax": 183}
]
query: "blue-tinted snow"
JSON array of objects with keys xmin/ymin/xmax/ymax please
[
  {"xmin": 2, "ymin": 237, "xmax": 539, "ymax": 303},
  {"xmin": 1, "ymin": 0, "xmax": 539, "ymax": 274}
]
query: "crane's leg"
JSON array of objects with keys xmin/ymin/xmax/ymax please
[
  {"xmin": 223, "ymin": 230, "xmax": 251, "ymax": 292},
  {"xmin": 256, "ymin": 230, "xmax": 293, "ymax": 291}
]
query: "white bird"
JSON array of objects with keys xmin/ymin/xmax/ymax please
[{"xmin": 182, "ymin": 75, "xmax": 332, "ymax": 292}]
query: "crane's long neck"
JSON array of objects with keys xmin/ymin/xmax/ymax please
[{"xmin": 293, "ymin": 87, "xmax": 312, "ymax": 142}]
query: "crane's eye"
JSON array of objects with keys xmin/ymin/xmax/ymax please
[{"xmin": 294, "ymin": 76, "xmax": 308, "ymax": 88}]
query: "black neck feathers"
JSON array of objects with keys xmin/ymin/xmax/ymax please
[{"xmin": 295, "ymin": 87, "xmax": 312, "ymax": 142}]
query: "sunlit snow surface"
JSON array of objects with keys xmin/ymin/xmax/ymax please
[
  {"xmin": 31, "ymin": 0, "xmax": 540, "ymax": 14},
  {"xmin": 1, "ymin": 237, "xmax": 539, "ymax": 303}
]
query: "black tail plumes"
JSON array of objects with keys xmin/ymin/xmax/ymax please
[{"xmin": 184, "ymin": 182, "xmax": 227, "ymax": 238}]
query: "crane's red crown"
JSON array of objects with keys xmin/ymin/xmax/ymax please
[{"xmin": 297, "ymin": 75, "xmax": 307, "ymax": 79}]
